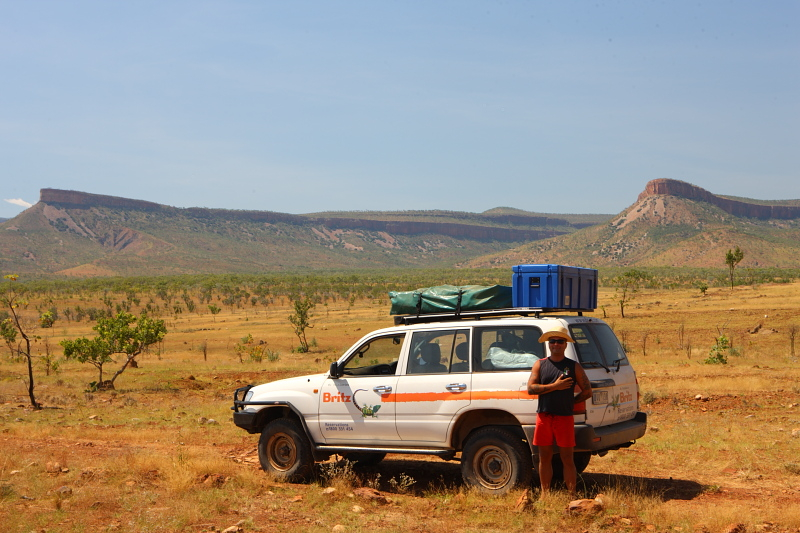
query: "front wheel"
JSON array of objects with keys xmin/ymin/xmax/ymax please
[
  {"xmin": 460, "ymin": 427, "xmax": 533, "ymax": 495},
  {"xmin": 258, "ymin": 418, "xmax": 314, "ymax": 482}
]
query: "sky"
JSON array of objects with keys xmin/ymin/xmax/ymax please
[{"xmin": 1, "ymin": 1, "xmax": 798, "ymax": 220}]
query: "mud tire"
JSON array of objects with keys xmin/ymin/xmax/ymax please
[{"xmin": 461, "ymin": 426, "xmax": 533, "ymax": 494}]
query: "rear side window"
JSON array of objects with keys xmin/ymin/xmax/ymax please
[
  {"xmin": 407, "ymin": 329, "xmax": 470, "ymax": 374},
  {"xmin": 569, "ymin": 323, "xmax": 629, "ymax": 368},
  {"xmin": 474, "ymin": 326, "xmax": 544, "ymax": 371}
]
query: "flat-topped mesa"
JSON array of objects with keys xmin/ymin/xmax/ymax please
[
  {"xmin": 36, "ymin": 188, "xmax": 558, "ymax": 241},
  {"xmin": 40, "ymin": 188, "xmax": 164, "ymax": 211},
  {"xmin": 638, "ymin": 179, "xmax": 800, "ymax": 220}
]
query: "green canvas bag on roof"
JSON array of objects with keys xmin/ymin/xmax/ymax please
[{"xmin": 389, "ymin": 284, "xmax": 512, "ymax": 316}]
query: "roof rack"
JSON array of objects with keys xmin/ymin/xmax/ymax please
[{"xmin": 393, "ymin": 307, "xmax": 586, "ymax": 326}]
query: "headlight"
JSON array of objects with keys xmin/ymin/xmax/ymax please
[{"xmin": 244, "ymin": 390, "xmax": 254, "ymax": 403}]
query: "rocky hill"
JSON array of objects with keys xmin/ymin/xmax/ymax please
[
  {"xmin": 0, "ymin": 189, "xmax": 607, "ymax": 277},
  {"xmin": 468, "ymin": 179, "xmax": 800, "ymax": 269}
]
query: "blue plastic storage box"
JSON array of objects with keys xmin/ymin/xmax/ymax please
[{"xmin": 512, "ymin": 264, "xmax": 598, "ymax": 311}]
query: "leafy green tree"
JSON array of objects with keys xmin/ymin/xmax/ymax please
[
  {"xmin": 39, "ymin": 311, "xmax": 56, "ymax": 328},
  {"xmin": 61, "ymin": 312, "xmax": 167, "ymax": 390},
  {"xmin": 611, "ymin": 269, "xmax": 650, "ymax": 318},
  {"xmin": 725, "ymin": 246, "xmax": 744, "ymax": 289},
  {"xmin": 288, "ymin": 297, "xmax": 315, "ymax": 353},
  {"xmin": 208, "ymin": 304, "xmax": 221, "ymax": 321},
  {"xmin": 1, "ymin": 274, "xmax": 41, "ymax": 409}
]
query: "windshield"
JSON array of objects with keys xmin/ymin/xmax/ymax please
[{"xmin": 569, "ymin": 323, "xmax": 629, "ymax": 368}]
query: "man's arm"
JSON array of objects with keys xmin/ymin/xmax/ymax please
[
  {"xmin": 526, "ymin": 359, "xmax": 542, "ymax": 395},
  {"xmin": 573, "ymin": 364, "xmax": 593, "ymax": 404}
]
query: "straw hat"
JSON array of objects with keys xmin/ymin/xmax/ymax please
[{"xmin": 538, "ymin": 325, "xmax": 575, "ymax": 343}]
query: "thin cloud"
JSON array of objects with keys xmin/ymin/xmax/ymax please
[{"xmin": 4, "ymin": 198, "xmax": 33, "ymax": 208}]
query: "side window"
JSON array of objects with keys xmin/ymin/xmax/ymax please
[
  {"xmin": 474, "ymin": 326, "xmax": 543, "ymax": 371},
  {"xmin": 407, "ymin": 329, "xmax": 469, "ymax": 374},
  {"xmin": 342, "ymin": 334, "xmax": 406, "ymax": 376},
  {"xmin": 570, "ymin": 323, "xmax": 630, "ymax": 368}
]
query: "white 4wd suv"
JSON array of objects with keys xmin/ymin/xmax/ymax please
[{"xmin": 232, "ymin": 309, "xmax": 647, "ymax": 494}]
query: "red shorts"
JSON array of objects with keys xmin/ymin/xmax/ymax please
[{"xmin": 533, "ymin": 412, "xmax": 576, "ymax": 447}]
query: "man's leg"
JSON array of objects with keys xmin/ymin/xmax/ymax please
[
  {"xmin": 559, "ymin": 446, "xmax": 577, "ymax": 495},
  {"xmin": 537, "ymin": 445, "xmax": 555, "ymax": 493}
]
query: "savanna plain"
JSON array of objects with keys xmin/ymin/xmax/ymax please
[{"xmin": 1, "ymin": 278, "xmax": 799, "ymax": 533}]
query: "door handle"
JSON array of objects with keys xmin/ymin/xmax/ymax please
[
  {"xmin": 446, "ymin": 383, "xmax": 467, "ymax": 392},
  {"xmin": 373, "ymin": 385, "xmax": 393, "ymax": 394}
]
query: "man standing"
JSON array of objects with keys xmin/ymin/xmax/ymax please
[{"xmin": 527, "ymin": 326, "xmax": 592, "ymax": 496}]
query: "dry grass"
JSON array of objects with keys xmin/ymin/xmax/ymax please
[{"xmin": 1, "ymin": 281, "xmax": 799, "ymax": 531}]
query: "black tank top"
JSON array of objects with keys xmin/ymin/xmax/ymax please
[{"xmin": 537, "ymin": 357, "xmax": 576, "ymax": 416}]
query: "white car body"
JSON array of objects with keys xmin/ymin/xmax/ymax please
[{"xmin": 233, "ymin": 311, "xmax": 647, "ymax": 493}]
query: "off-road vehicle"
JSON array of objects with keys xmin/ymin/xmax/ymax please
[{"xmin": 232, "ymin": 267, "xmax": 646, "ymax": 494}]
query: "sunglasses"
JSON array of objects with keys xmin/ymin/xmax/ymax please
[{"xmin": 547, "ymin": 338, "xmax": 567, "ymax": 345}]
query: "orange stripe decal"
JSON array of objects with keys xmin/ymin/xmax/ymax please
[{"xmin": 382, "ymin": 390, "xmax": 538, "ymax": 403}]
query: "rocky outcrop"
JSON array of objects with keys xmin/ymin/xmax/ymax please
[{"xmin": 639, "ymin": 179, "xmax": 800, "ymax": 220}]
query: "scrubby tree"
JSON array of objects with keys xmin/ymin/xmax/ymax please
[
  {"xmin": 611, "ymin": 269, "xmax": 650, "ymax": 318},
  {"xmin": 725, "ymin": 246, "xmax": 744, "ymax": 290},
  {"xmin": 39, "ymin": 311, "xmax": 56, "ymax": 328},
  {"xmin": 61, "ymin": 312, "xmax": 167, "ymax": 390},
  {"xmin": 288, "ymin": 297, "xmax": 315, "ymax": 353},
  {"xmin": 1, "ymin": 274, "xmax": 41, "ymax": 409}
]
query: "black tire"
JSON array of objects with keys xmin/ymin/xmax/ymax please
[
  {"xmin": 345, "ymin": 452, "xmax": 387, "ymax": 467},
  {"xmin": 549, "ymin": 451, "xmax": 591, "ymax": 480},
  {"xmin": 258, "ymin": 418, "xmax": 314, "ymax": 482},
  {"xmin": 461, "ymin": 427, "xmax": 533, "ymax": 495}
]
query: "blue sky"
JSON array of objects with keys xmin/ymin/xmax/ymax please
[{"xmin": 2, "ymin": 1, "xmax": 798, "ymax": 219}]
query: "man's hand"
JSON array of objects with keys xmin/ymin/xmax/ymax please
[{"xmin": 551, "ymin": 373, "xmax": 574, "ymax": 390}]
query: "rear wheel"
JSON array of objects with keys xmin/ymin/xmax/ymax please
[
  {"xmin": 549, "ymin": 451, "xmax": 591, "ymax": 479},
  {"xmin": 258, "ymin": 418, "xmax": 314, "ymax": 482},
  {"xmin": 461, "ymin": 427, "xmax": 533, "ymax": 495}
]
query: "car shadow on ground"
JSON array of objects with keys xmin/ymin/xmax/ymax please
[
  {"xmin": 340, "ymin": 456, "xmax": 704, "ymax": 502},
  {"xmin": 578, "ymin": 472, "xmax": 705, "ymax": 501}
]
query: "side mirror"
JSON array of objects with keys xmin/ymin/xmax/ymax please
[{"xmin": 329, "ymin": 361, "xmax": 341, "ymax": 379}]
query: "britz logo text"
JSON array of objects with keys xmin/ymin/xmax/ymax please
[{"xmin": 323, "ymin": 392, "xmax": 351, "ymax": 403}]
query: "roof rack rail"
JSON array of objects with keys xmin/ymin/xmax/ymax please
[{"xmin": 393, "ymin": 307, "xmax": 586, "ymax": 326}]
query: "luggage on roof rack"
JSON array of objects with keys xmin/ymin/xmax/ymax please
[
  {"xmin": 512, "ymin": 264, "xmax": 598, "ymax": 311},
  {"xmin": 392, "ymin": 307, "xmax": 549, "ymax": 325},
  {"xmin": 388, "ymin": 284, "xmax": 512, "ymax": 316}
]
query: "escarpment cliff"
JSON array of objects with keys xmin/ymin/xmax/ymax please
[
  {"xmin": 41, "ymin": 188, "xmax": 164, "ymax": 212},
  {"xmin": 38, "ymin": 189, "xmax": 570, "ymax": 241},
  {"xmin": 1, "ymin": 188, "xmax": 589, "ymax": 276},
  {"xmin": 639, "ymin": 179, "xmax": 800, "ymax": 220}
]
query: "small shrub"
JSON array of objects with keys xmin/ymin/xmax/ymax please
[
  {"xmin": 784, "ymin": 463, "xmax": 800, "ymax": 475},
  {"xmin": 318, "ymin": 459, "xmax": 356, "ymax": 488},
  {"xmin": 641, "ymin": 391, "xmax": 659, "ymax": 405},
  {"xmin": 388, "ymin": 472, "xmax": 416, "ymax": 493},
  {"xmin": 704, "ymin": 335, "xmax": 731, "ymax": 365}
]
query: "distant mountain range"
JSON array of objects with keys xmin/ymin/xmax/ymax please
[
  {"xmin": 466, "ymin": 179, "xmax": 800, "ymax": 269},
  {"xmin": 2, "ymin": 180, "xmax": 798, "ymax": 278},
  {"xmin": 0, "ymin": 188, "xmax": 608, "ymax": 277}
]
